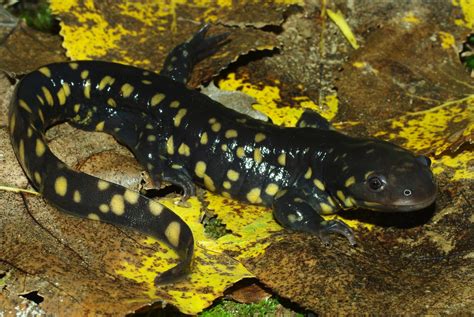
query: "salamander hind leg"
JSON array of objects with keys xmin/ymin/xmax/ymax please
[
  {"xmin": 159, "ymin": 165, "xmax": 196, "ymax": 200},
  {"xmin": 160, "ymin": 24, "xmax": 229, "ymax": 84},
  {"xmin": 273, "ymin": 189, "xmax": 356, "ymax": 246}
]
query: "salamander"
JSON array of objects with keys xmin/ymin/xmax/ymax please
[{"xmin": 8, "ymin": 25, "xmax": 437, "ymax": 284}]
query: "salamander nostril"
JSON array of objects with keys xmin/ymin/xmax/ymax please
[{"xmin": 403, "ymin": 189, "xmax": 412, "ymax": 196}]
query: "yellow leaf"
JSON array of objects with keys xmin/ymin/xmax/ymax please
[
  {"xmin": 115, "ymin": 196, "xmax": 253, "ymax": 315},
  {"xmin": 326, "ymin": 9, "xmax": 359, "ymax": 49}
]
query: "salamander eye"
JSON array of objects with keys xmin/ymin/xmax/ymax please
[{"xmin": 367, "ymin": 175, "xmax": 385, "ymax": 192}]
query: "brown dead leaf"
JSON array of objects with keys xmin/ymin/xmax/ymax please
[
  {"xmin": 336, "ymin": 5, "xmax": 472, "ymax": 122},
  {"xmin": 226, "ymin": 282, "xmax": 272, "ymax": 304},
  {"xmin": 0, "ymin": 22, "xmax": 66, "ymax": 75}
]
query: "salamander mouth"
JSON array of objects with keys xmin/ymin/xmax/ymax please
[
  {"xmin": 360, "ymin": 194, "xmax": 437, "ymax": 212},
  {"xmin": 391, "ymin": 197, "xmax": 436, "ymax": 211}
]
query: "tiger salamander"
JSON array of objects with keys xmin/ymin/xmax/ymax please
[{"xmin": 8, "ymin": 25, "xmax": 437, "ymax": 284}]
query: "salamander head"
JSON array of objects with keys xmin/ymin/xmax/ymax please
[{"xmin": 329, "ymin": 140, "xmax": 436, "ymax": 212}]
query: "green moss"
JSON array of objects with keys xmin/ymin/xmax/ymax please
[
  {"xmin": 11, "ymin": 1, "xmax": 58, "ymax": 33},
  {"xmin": 204, "ymin": 216, "xmax": 229, "ymax": 239},
  {"xmin": 200, "ymin": 298, "xmax": 295, "ymax": 317}
]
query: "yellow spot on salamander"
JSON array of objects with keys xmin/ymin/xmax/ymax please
[
  {"xmin": 38, "ymin": 67, "xmax": 51, "ymax": 78},
  {"xmin": 195, "ymin": 161, "xmax": 206, "ymax": 178},
  {"xmin": 99, "ymin": 76, "xmax": 116, "ymax": 90},
  {"xmin": 313, "ymin": 179, "xmax": 325, "ymax": 191},
  {"xmin": 254, "ymin": 148, "xmax": 262, "ymax": 164},
  {"xmin": 320, "ymin": 202, "xmax": 333, "ymax": 214},
  {"xmin": 166, "ymin": 136, "xmax": 174, "ymax": 155},
  {"xmin": 337, "ymin": 190, "xmax": 345, "ymax": 202},
  {"xmin": 170, "ymin": 100, "xmax": 180, "ymax": 108},
  {"xmin": 364, "ymin": 201, "xmax": 381, "ymax": 207},
  {"xmin": 69, "ymin": 63, "xmax": 79, "ymax": 70},
  {"xmin": 255, "ymin": 133, "xmax": 266, "ymax": 143},
  {"xmin": 73, "ymin": 190, "xmax": 81, "ymax": 203},
  {"xmin": 36, "ymin": 95, "xmax": 44, "ymax": 105},
  {"xmin": 97, "ymin": 180, "xmax": 110, "ymax": 191},
  {"xmin": 227, "ymin": 169, "xmax": 239, "ymax": 181},
  {"xmin": 9, "ymin": 113, "xmax": 15, "ymax": 134},
  {"xmin": 174, "ymin": 109, "xmax": 187, "ymax": 127},
  {"xmin": 344, "ymin": 196, "xmax": 355, "ymax": 207},
  {"xmin": 165, "ymin": 221, "xmax": 181, "ymax": 248},
  {"xmin": 124, "ymin": 190, "xmax": 139, "ymax": 204},
  {"xmin": 121, "ymin": 83, "xmax": 134, "ymax": 98},
  {"xmin": 99, "ymin": 204, "xmax": 109, "ymax": 213},
  {"xmin": 95, "ymin": 121, "xmax": 105, "ymax": 131},
  {"xmin": 145, "ymin": 123, "xmax": 153, "ymax": 129},
  {"xmin": 80, "ymin": 70, "xmax": 89, "ymax": 79},
  {"xmin": 107, "ymin": 98, "xmax": 117, "ymax": 107},
  {"xmin": 221, "ymin": 191, "xmax": 231, "ymax": 198},
  {"xmin": 54, "ymin": 176, "xmax": 68, "ymax": 197},
  {"xmin": 149, "ymin": 201, "xmax": 164, "ymax": 216},
  {"xmin": 18, "ymin": 139, "xmax": 25, "ymax": 165},
  {"xmin": 34, "ymin": 172, "xmax": 42, "ymax": 185},
  {"xmin": 275, "ymin": 189, "xmax": 287, "ymax": 199},
  {"xmin": 84, "ymin": 79, "xmax": 91, "ymax": 99},
  {"xmin": 328, "ymin": 196, "xmax": 336, "ymax": 206},
  {"xmin": 42, "ymin": 87, "xmax": 53, "ymax": 106},
  {"xmin": 27, "ymin": 127, "xmax": 33, "ymax": 138},
  {"xmin": 278, "ymin": 153, "xmax": 286, "ymax": 166},
  {"xmin": 221, "ymin": 144, "xmax": 228, "ymax": 151},
  {"xmin": 287, "ymin": 214, "xmax": 297, "ymax": 223},
  {"xmin": 246, "ymin": 188, "xmax": 262, "ymax": 204},
  {"xmin": 345, "ymin": 176, "xmax": 356, "ymax": 187},
  {"xmin": 236, "ymin": 147, "xmax": 245, "ymax": 158},
  {"xmin": 19, "ymin": 100, "xmax": 32, "ymax": 113},
  {"xmin": 88, "ymin": 213, "xmax": 100, "ymax": 221},
  {"xmin": 57, "ymin": 83, "xmax": 71, "ymax": 106},
  {"xmin": 110, "ymin": 194, "xmax": 125, "ymax": 215},
  {"xmin": 211, "ymin": 122, "xmax": 221, "ymax": 132},
  {"xmin": 204, "ymin": 175, "xmax": 216, "ymax": 191},
  {"xmin": 364, "ymin": 171, "xmax": 374, "ymax": 180},
  {"xmin": 142, "ymin": 79, "xmax": 152, "ymax": 85},
  {"xmin": 265, "ymin": 183, "xmax": 279, "ymax": 196},
  {"xmin": 35, "ymin": 139, "xmax": 46, "ymax": 157},
  {"xmin": 147, "ymin": 135, "xmax": 156, "ymax": 142},
  {"xmin": 304, "ymin": 167, "xmax": 312, "ymax": 179},
  {"xmin": 37, "ymin": 108, "xmax": 44, "ymax": 123},
  {"xmin": 225, "ymin": 129, "xmax": 238, "ymax": 138},
  {"xmin": 151, "ymin": 93, "xmax": 165, "ymax": 106},
  {"xmin": 200, "ymin": 132, "xmax": 208, "ymax": 145},
  {"xmin": 178, "ymin": 143, "xmax": 190, "ymax": 156},
  {"xmin": 223, "ymin": 181, "xmax": 231, "ymax": 189},
  {"xmin": 208, "ymin": 117, "xmax": 216, "ymax": 124},
  {"xmin": 73, "ymin": 104, "xmax": 81, "ymax": 113}
]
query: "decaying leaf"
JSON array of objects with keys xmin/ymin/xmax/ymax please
[
  {"xmin": 0, "ymin": 22, "xmax": 65, "ymax": 75},
  {"xmin": 50, "ymin": 0, "xmax": 285, "ymax": 86}
]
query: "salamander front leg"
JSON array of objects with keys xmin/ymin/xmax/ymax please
[
  {"xmin": 273, "ymin": 190, "xmax": 356, "ymax": 246},
  {"xmin": 296, "ymin": 109, "xmax": 334, "ymax": 130}
]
